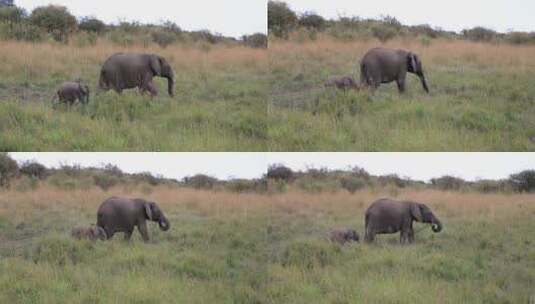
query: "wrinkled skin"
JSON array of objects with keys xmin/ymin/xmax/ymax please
[
  {"xmin": 360, "ymin": 47, "xmax": 429, "ymax": 93},
  {"xmin": 325, "ymin": 75, "xmax": 360, "ymax": 91},
  {"xmin": 71, "ymin": 225, "xmax": 106, "ymax": 241},
  {"xmin": 364, "ymin": 198, "xmax": 442, "ymax": 244},
  {"xmin": 329, "ymin": 228, "xmax": 360, "ymax": 245},
  {"xmin": 56, "ymin": 81, "xmax": 90, "ymax": 105},
  {"xmin": 99, "ymin": 53, "xmax": 175, "ymax": 97},
  {"xmin": 97, "ymin": 197, "xmax": 170, "ymax": 242}
]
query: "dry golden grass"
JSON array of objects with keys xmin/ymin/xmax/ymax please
[{"xmin": 270, "ymin": 35, "xmax": 535, "ymax": 69}]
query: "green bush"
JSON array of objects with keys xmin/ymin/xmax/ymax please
[
  {"xmin": 93, "ymin": 174, "xmax": 119, "ymax": 191},
  {"xmin": 268, "ymin": 1, "xmax": 297, "ymax": 38},
  {"xmin": 183, "ymin": 174, "xmax": 218, "ymax": 190},
  {"xmin": 0, "ymin": 21, "xmax": 43, "ymax": 41},
  {"xmin": 78, "ymin": 16, "xmax": 105, "ymax": 34},
  {"xmin": 372, "ymin": 24, "xmax": 397, "ymax": 42},
  {"xmin": 29, "ymin": 5, "xmax": 77, "ymax": 43},
  {"xmin": 19, "ymin": 161, "xmax": 48, "ymax": 179},
  {"xmin": 431, "ymin": 175, "xmax": 465, "ymax": 191},
  {"xmin": 509, "ymin": 170, "xmax": 535, "ymax": 192},
  {"xmin": 462, "ymin": 27, "xmax": 497, "ymax": 42},
  {"xmin": 242, "ymin": 33, "xmax": 267, "ymax": 48},
  {"xmin": 340, "ymin": 176, "xmax": 365, "ymax": 194},
  {"xmin": 298, "ymin": 12, "xmax": 325, "ymax": 31},
  {"xmin": 151, "ymin": 29, "xmax": 177, "ymax": 48},
  {"xmin": 0, "ymin": 153, "xmax": 18, "ymax": 188},
  {"xmin": 0, "ymin": 5, "xmax": 25, "ymax": 29}
]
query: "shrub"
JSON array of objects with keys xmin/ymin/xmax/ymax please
[
  {"xmin": 267, "ymin": 164, "xmax": 293, "ymax": 182},
  {"xmin": 162, "ymin": 20, "xmax": 182, "ymax": 34},
  {"xmin": 0, "ymin": 153, "xmax": 19, "ymax": 188},
  {"xmin": 109, "ymin": 30, "xmax": 134, "ymax": 47},
  {"xmin": 29, "ymin": 5, "xmax": 77, "ymax": 42},
  {"xmin": 73, "ymin": 31, "xmax": 97, "ymax": 47},
  {"xmin": 372, "ymin": 24, "xmax": 397, "ymax": 42},
  {"xmin": 226, "ymin": 179, "xmax": 258, "ymax": 193},
  {"xmin": 505, "ymin": 32, "xmax": 535, "ymax": 45},
  {"xmin": 340, "ymin": 176, "xmax": 365, "ymax": 193},
  {"xmin": 431, "ymin": 175, "xmax": 466, "ymax": 191},
  {"xmin": 0, "ymin": 5, "xmax": 25, "ymax": 29},
  {"xmin": 132, "ymin": 172, "xmax": 162, "ymax": 186},
  {"xmin": 462, "ymin": 27, "xmax": 497, "ymax": 42},
  {"xmin": 19, "ymin": 161, "xmax": 48, "ymax": 179},
  {"xmin": 268, "ymin": 1, "xmax": 297, "ymax": 38},
  {"xmin": 183, "ymin": 174, "xmax": 218, "ymax": 190},
  {"xmin": 509, "ymin": 170, "xmax": 535, "ymax": 192},
  {"xmin": 410, "ymin": 24, "xmax": 439, "ymax": 38},
  {"xmin": 93, "ymin": 174, "xmax": 119, "ymax": 191},
  {"xmin": 78, "ymin": 16, "xmax": 105, "ymax": 34},
  {"xmin": 1, "ymin": 22, "xmax": 43, "ymax": 41},
  {"xmin": 298, "ymin": 12, "xmax": 325, "ymax": 31},
  {"xmin": 242, "ymin": 33, "xmax": 267, "ymax": 48},
  {"xmin": 151, "ymin": 29, "xmax": 177, "ymax": 48}
]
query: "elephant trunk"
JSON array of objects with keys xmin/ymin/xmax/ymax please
[
  {"xmin": 419, "ymin": 74, "xmax": 429, "ymax": 93},
  {"xmin": 158, "ymin": 216, "xmax": 170, "ymax": 231},
  {"xmin": 167, "ymin": 76, "xmax": 174, "ymax": 97},
  {"xmin": 431, "ymin": 219, "xmax": 442, "ymax": 233}
]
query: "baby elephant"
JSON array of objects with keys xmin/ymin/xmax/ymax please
[
  {"xmin": 324, "ymin": 75, "xmax": 360, "ymax": 91},
  {"xmin": 71, "ymin": 225, "xmax": 106, "ymax": 241},
  {"xmin": 55, "ymin": 81, "xmax": 90, "ymax": 105},
  {"xmin": 329, "ymin": 228, "xmax": 360, "ymax": 245}
]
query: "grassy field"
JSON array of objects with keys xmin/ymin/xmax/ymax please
[
  {"xmin": 269, "ymin": 36, "xmax": 535, "ymax": 151},
  {"xmin": 1, "ymin": 185, "xmax": 534, "ymax": 303},
  {"xmin": 0, "ymin": 41, "xmax": 267, "ymax": 151}
]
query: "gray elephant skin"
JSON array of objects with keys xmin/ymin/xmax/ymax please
[
  {"xmin": 329, "ymin": 228, "xmax": 360, "ymax": 245},
  {"xmin": 360, "ymin": 47, "xmax": 429, "ymax": 93},
  {"xmin": 97, "ymin": 197, "xmax": 170, "ymax": 241},
  {"xmin": 364, "ymin": 198, "xmax": 442, "ymax": 243},
  {"xmin": 99, "ymin": 53, "xmax": 175, "ymax": 97},
  {"xmin": 56, "ymin": 81, "xmax": 90, "ymax": 105},
  {"xmin": 325, "ymin": 75, "xmax": 360, "ymax": 91},
  {"xmin": 71, "ymin": 225, "xmax": 106, "ymax": 241}
]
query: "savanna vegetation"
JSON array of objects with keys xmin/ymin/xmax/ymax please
[
  {"xmin": 268, "ymin": 1, "xmax": 535, "ymax": 151},
  {"xmin": 0, "ymin": 2, "xmax": 267, "ymax": 151},
  {"xmin": 1, "ymin": 158, "xmax": 534, "ymax": 302}
]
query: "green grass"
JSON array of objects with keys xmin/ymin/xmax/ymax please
[
  {"xmin": 268, "ymin": 39, "xmax": 535, "ymax": 151},
  {"xmin": 1, "ymin": 188, "xmax": 534, "ymax": 303},
  {"xmin": 0, "ymin": 43, "xmax": 267, "ymax": 151}
]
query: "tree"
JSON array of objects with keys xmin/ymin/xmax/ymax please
[
  {"xmin": 19, "ymin": 161, "xmax": 48, "ymax": 179},
  {"xmin": 268, "ymin": 1, "xmax": 297, "ymax": 38},
  {"xmin": 0, "ymin": 153, "xmax": 19, "ymax": 188},
  {"xmin": 242, "ymin": 33, "xmax": 267, "ymax": 48},
  {"xmin": 29, "ymin": 5, "xmax": 77, "ymax": 42},
  {"xmin": 298, "ymin": 12, "xmax": 325, "ymax": 31},
  {"xmin": 78, "ymin": 16, "xmax": 105, "ymax": 34},
  {"xmin": 267, "ymin": 164, "xmax": 293, "ymax": 182},
  {"xmin": 0, "ymin": 0, "xmax": 14, "ymax": 7},
  {"xmin": 509, "ymin": 170, "xmax": 535, "ymax": 192}
]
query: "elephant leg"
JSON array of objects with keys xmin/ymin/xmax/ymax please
[
  {"xmin": 124, "ymin": 229, "xmax": 133, "ymax": 241},
  {"xmin": 408, "ymin": 229, "xmax": 415, "ymax": 243},
  {"xmin": 396, "ymin": 79, "xmax": 406, "ymax": 93},
  {"xmin": 137, "ymin": 223, "xmax": 150, "ymax": 242}
]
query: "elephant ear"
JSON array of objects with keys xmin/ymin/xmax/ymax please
[
  {"xmin": 407, "ymin": 53, "xmax": 417, "ymax": 73},
  {"xmin": 144, "ymin": 203, "xmax": 154, "ymax": 220},
  {"xmin": 149, "ymin": 55, "xmax": 163, "ymax": 76},
  {"xmin": 410, "ymin": 203, "xmax": 424, "ymax": 222}
]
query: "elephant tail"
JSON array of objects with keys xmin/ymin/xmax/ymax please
[
  {"xmin": 360, "ymin": 63, "xmax": 369, "ymax": 87},
  {"xmin": 98, "ymin": 69, "xmax": 108, "ymax": 90}
]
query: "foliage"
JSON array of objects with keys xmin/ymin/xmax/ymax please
[
  {"xmin": 78, "ymin": 16, "xmax": 105, "ymax": 34},
  {"xmin": 462, "ymin": 26, "xmax": 497, "ymax": 42},
  {"xmin": 183, "ymin": 174, "xmax": 218, "ymax": 190},
  {"xmin": 93, "ymin": 174, "xmax": 119, "ymax": 191},
  {"xmin": 151, "ymin": 29, "xmax": 177, "ymax": 48},
  {"xmin": 242, "ymin": 33, "xmax": 267, "ymax": 48},
  {"xmin": 509, "ymin": 170, "xmax": 535, "ymax": 192},
  {"xmin": 267, "ymin": 164, "xmax": 293, "ymax": 182},
  {"xmin": 29, "ymin": 5, "xmax": 77, "ymax": 42},
  {"xmin": 0, "ymin": 153, "xmax": 18, "ymax": 188},
  {"xmin": 340, "ymin": 176, "xmax": 366, "ymax": 193},
  {"xmin": 298, "ymin": 12, "xmax": 325, "ymax": 31},
  {"xmin": 19, "ymin": 161, "xmax": 48, "ymax": 180},
  {"xmin": 268, "ymin": 1, "xmax": 297, "ymax": 38},
  {"xmin": 431, "ymin": 176, "xmax": 466, "ymax": 191}
]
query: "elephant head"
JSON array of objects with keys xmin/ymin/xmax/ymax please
[
  {"xmin": 79, "ymin": 83, "xmax": 90, "ymax": 104},
  {"xmin": 144, "ymin": 201, "xmax": 170, "ymax": 231},
  {"xmin": 92, "ymin": 226, "xmax": 107, "ymax": 240},
  {"xmin": 150, "ymin": 55, "xmax": 175, "ymax": 97},
  {"xmin": 410, "ymin": 203, "xmax": 442, "ymax": 233},
  {"xmin": 407, "ymin": 53, "xmax": 429, "ymax": 93},
  {"xmin": 345, "ymin": 229, "xmax": 360, "ymax": 242}
]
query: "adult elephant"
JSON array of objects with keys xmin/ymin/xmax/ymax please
[
  {"xmin": 360, "ymin": 47, "xmax": 429, "ymax": 93},
  {"xmin": 99, "ymin": 53, "xmax": 175, "ymax": 97},
  {"xmin": 96, "ymin": 197, "xmax": 170, "ymax": 241},
  {"xmin": 364, "ymin": 198, "xmax": 442, "ymax": 243}
]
